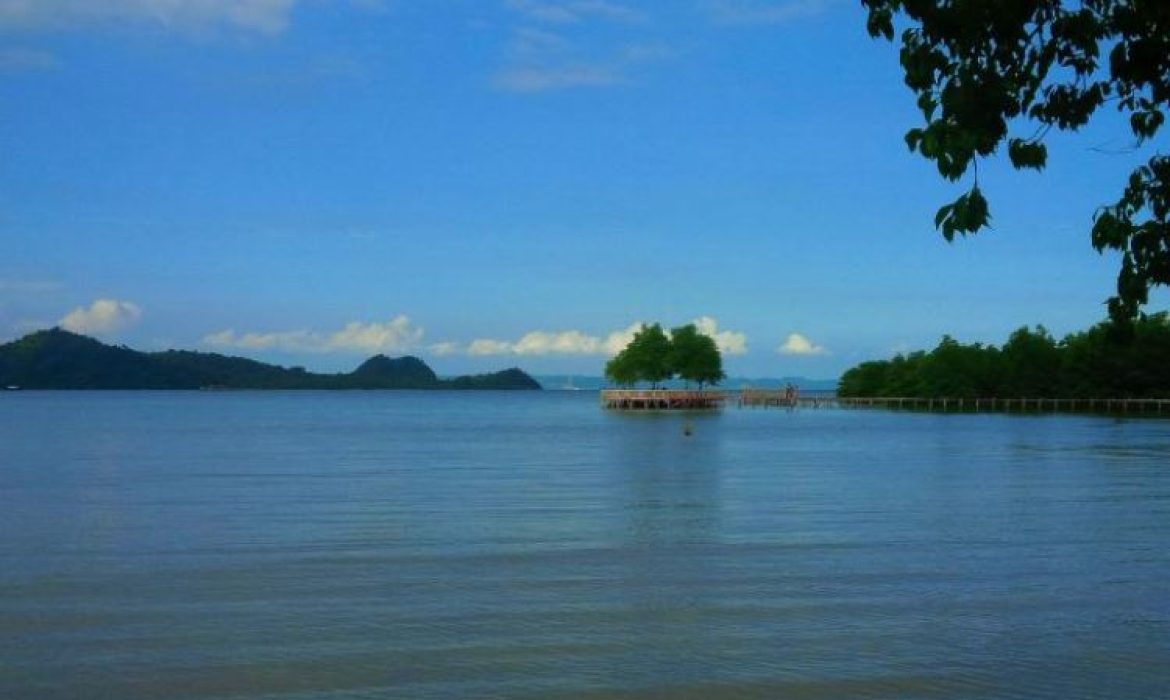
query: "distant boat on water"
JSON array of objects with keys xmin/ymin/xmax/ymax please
[{"xmin": 560, "ymin": 376, "xmax": 581, "ymax": 391}]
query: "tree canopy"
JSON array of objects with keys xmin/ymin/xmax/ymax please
[
  {"xmin": 862, "ymin": 0, "xmax": 1169, "ymax": 323},
  {"xmin": 604, "ymin": 322, "xmax": 726, "ymax": 388},
  {"xmin": 667, "ymin": 323, "xmax": 726, "ymax": 388},
  {"xmin": 838, "ymin": 313, "xmax": 1170, "ymax": 398}
]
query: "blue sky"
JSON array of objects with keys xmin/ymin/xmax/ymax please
[{"xmin": 1, "ymin": 0, "xmax": 1164, "ymax": 378}]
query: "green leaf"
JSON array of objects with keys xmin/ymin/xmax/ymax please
[
  {"xmin": 1007, "ymin": 139, "xmax": 1048, "ymax": 170},
  {"xmin": 916, "ymin": 93, "xmax": 937, "ymax": 120},
  {"xmin": 1091, "ymin": 210, "xmax": 1127, "ymax": 251},
  {"xmin": 1130, "ymin": 110, "xmax": 1165, "ymax": 141},
  {"xmin": 967, "ymin": 185, "xmax": 989, "ymax": 225},
  {"xmin": 905, "ymin": 128, "xmax": 924, "ymax": 152},
  {"xmin": 934, "ymin": 203, "xmax": 954, "ymax": 230},
  {"xmin": 935, "ymin": 186, "xmax": 991, "ymax": 242},
  {"xmin": 866, "ymin": 7, "xmax": 894, "ymax": 41}
]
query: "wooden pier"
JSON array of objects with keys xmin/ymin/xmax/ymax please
[
  {"xmin": 738, "ymin": 389, "xmax": 797, "ymax": 408},
  {"xmin": 601, "ymin": 389, "xmax": 727, "ymax": 410},
  {"xmin": 802, "ymin": 395, "xmax": 1170, "ymax": 415},
  {"xmin": 602, "ymin": 390, "xmax": 1170, "ymax": 416}
]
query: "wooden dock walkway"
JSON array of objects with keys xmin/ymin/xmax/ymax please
[
  {"xmin": 602, "ymin": 389, "xmax": 1169, "ymax": 415},
  {"xmin": 738, "ymin": 388, "xmax": 797, "ymax": 408},
  {"xmin": 805, "ymin": 396, "xmax": 1170, "ymax": 415},
  {"xmin": 601, "ymin": 389, "xmax": 727, "ymax": 410}
]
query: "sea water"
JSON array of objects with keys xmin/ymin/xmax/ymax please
[{"xmin": 1, "ymin": 391, "xmax": 1168, "ymax": 699}]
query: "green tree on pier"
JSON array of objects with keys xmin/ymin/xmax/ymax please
[
  {"xmin": 668, "ymin": 323, "xmax": 725, "ymax": 389},
  {"xmin": 605, "ymin": 323, "xmax": 672, "ymax": 388},
  {"xmin": 603, "ymin": 350, "xmax": 639, "ymax": 387},
  {"xmin": 604, "ymin": 322, "xmax": 726, "ymax": 388}
]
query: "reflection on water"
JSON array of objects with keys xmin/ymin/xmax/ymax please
[
  {"xmin": 1, "ymin": 392, "xmax": 1169, "ymax": 699},
  {"xmin": 605, "ymin": 411, "xmax": 723, "ymax": 546}
]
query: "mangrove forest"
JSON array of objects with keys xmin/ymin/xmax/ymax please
[{"xmin": 839, "ymin": 314, "xmax": 1170, "ymax": 398}]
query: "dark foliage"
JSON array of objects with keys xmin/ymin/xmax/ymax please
[
  {"xmin": 863, "ymin": 0, "xmax": 1170, "ymax": 323},
  {"xmin": 349, "ymin": 355, "xmax": 439, "ymax": 389},
  {"xmin": 838, "ymin": 314, "xmax": 1170, "ymax": 397},
  {"xmin": 444, "ymin": 368, "xmax": 542, "ymax": 390},
  {"xmin": 0, "ymin": 328, "xmax": 540, "ymax": 390},
  {"xmin": 604, "ymin": 322, "xmax": 726, "ymax": 388},
  {"xmin": 605, "ymin": 323, "xmax": 672, "ymax": 388},
  {"xmin": 666, "ymin": 324, "xmax": 726, "ymax": 388}
]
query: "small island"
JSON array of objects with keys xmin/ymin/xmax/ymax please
[
  {"xmin": 601, "ymin": 322, "xmax": 727, "ymax": 410},
  {"xmin": 0, "ymin": 328, "xmax": 541, "ymax": 390}
]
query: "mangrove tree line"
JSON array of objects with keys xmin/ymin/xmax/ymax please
[{"xmin": 838, "ymin": 314, "xmax": 1170, "ymax": 398}]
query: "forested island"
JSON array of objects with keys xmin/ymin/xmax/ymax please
[
  {"xmin": 0, "ymin": 329, "xmax": 541, "ymax": 390},
  {"xmin": 839, "ymin": 314, "xmax": 1170, "ymax": 398}
]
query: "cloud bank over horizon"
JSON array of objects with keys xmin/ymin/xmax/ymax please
[
  {"xmin": 197, "ymin": 316, "xmax": 750, "ymax": 361},
  {"xmin": 467, "ymin": 323, "xmax": 643, "ymax": 356},
  {"xmin": 465, "ymin": 317, "xmax": 748, "ymax": 357},
  {"xmin": 203, "ymin": 316, "xmax": 425, "ymax": 354}
]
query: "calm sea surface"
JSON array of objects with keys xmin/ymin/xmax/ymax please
[{"xmin": 1, "ymin": 391, "xmax": 1168, "ymax": 699}]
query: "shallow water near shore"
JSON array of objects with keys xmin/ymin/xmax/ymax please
[{"xmin": 2, "ymin": 391, "xmax": 1168, "ymax": 699}]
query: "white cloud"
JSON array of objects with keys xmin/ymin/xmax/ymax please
[
  {"xmin": 506, "ymin": 0, "xmax": 643, "ymax": 24},
  {"xmin": 203, "ymin": 315, "xmax": 425, "ymax": 354},
  {"xmin": 602, "ymin": 322, "xmax": 641, "ymax": 355},
  {"xmin": 467, "ymin": 338, "xmax": 514, "ymax": 356},
  {"xmin": 0, "ymin": 0, "xmax": 296, "ymax": 34},
  {"xmin": 467, "ymin": 322, "xmax": 642, "ymax": 357},
  {"xmin": 0, "ymin": 47, "xmax": 58, "ymax": 72},
  {"xmin": 513, "ymin": 329, "xmax": 595, "ymax": 355},
  {"xmin": 428, "ymin": 341, "xmax": 461, "ymax": 357},
  {"xmin": 707, "ymin": 0, "xmax": 835, "ymax": 25},
  {"xmin": 202, "ymin": 328, "xmax": 310, "ymax": 351},
  {"xmin": 59, "ymin": 299, "xmax": 142, "ymax": 335},
  {"xmin": 202, "ymin": 318, "xmax": 748, "ymax": 360},
  {"xmin": 692, "ymin": 316, "xmax": 748, "ymax": 355},
  {"xmin": 325, "ymin": 317, "xmax": 423, "ymax": 353},
  {"xmin": 777, "ymin": 332, "xmax": 827, "ymax": 356},
  {"xmin": 494, "ymin": 1, "xmax": 669, "ymax": 94}
]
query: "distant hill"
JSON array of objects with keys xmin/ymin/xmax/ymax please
[{"xmin": 0, "ymin": 329, "xmax": 541, "ymax": 390}]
